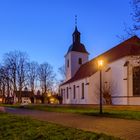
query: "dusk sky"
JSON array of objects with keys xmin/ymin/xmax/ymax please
[{"xmin": 0, "ymin": 0, "xmax": 133, "ymax": 79}]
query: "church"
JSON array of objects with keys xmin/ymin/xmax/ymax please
[{"xmin": 59, "ymin": 26, "xmax": 140, "ymax": 105}]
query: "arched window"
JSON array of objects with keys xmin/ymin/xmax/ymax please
[
  {"xmin": 73, "ymin": 85, "xmax": 76, "ymax": 99},
  {"xmin": 78, "ymin": 58, "xmax": 82, "ymax": 65},
  {"xmin": 67, "ymin": 87, "xmax": 69, "ymax": 99},
  {"xmin": 81, "ymin": 83, "xmax": 84, "ymax": 99},
  {"xmin": 133, "ymin": 66, "xmax": 140, "ymax": 96}
]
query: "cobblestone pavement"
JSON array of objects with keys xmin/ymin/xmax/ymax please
[{"xmin": 0, "ymin": 106, "xmax": 140, "ymax": 140}]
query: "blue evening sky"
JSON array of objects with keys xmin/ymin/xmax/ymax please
[{"xmin": 0, "ymin": 0, "xmax": 133, "ymax": 78}]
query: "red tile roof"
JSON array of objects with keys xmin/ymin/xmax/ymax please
[{"xmin": 61, "ymin": 36, "xmax": 140, "ymax": 86}]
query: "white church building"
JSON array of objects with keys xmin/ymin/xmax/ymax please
[{"xmin": 59, "ymin": 26, "xmax": 140, "ymax": 105}]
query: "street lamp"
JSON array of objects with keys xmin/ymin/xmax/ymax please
[{"xmin": 98, "ymin": 59, "xmax": 104, "ymax": 114}]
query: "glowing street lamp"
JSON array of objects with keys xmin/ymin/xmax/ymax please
[
  {"xmin": 98, "ymin": 59, "xmax": 104, "ymax": 114},
  {"xmin": 98, "ymin": 60, "xmax": 104, "ymax": 67}
]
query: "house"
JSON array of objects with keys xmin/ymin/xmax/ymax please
[
  {"xmin": 15, "ymin": 88, "xmax": 32, "ymax": 104},
  {"xmin": 59, "ymin": 26, "xmax": 140, "ymax": 105}
]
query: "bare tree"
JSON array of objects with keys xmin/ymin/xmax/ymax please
[
  {"xmin": 0, "ymin": 66, "xmax": 7, "ymax": 102},
  {"xmin": 17, "ymin": 52, "xmax": 29, "ymax": 102},
  {"xmin": 94, "ymin": 81, "xmax": 117, "ymax": 105},
  {"xmin": 117, "ymin": 0, "xmax": 140, "ymax": 41},
  {"xmin": 116, "ymin": 23, "xmax": 135, "ymax": 41},
  {"xmin": 132, "ymin": 0, "xmax": 140, "ymax": 31},
  {"xmin": 58, "ymin": 65, "xmax": 66, "ymax": 83},
  {"xmin": 0, "ymin": 65, "xmax": 14, "ymax": 103},
  {"xmin": 27, "ymin": 61, "xmax": 38, "ymax": 93},
  {"xmin": 38, "ymin": 62, "xmax": 55, "ymax": 103},
  {"xmin": 3, "ymin": 51, "xmax": 29, "ymax": 103},
  {"xmin": 3, "ymin": 51, "xmax": 18, "ymax": 93}
]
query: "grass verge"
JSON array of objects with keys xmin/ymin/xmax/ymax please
[
  {"xmin": 0, "ymin": 112, "xmax": 121, "ymax": 140},
  {"xmin": 1, "ymin": 104, "xmax": 140, "ymax": 120},
  {"xmin": 18, "ymin": 104, "xmax": 140, "ymax": 121}
]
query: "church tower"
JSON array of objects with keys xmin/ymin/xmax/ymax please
[{"xmin": 65, "ymin": 26, "xmax": 89, "ymax": 81}]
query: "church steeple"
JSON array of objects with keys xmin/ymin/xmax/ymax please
[
  {"xmin": 67, "ymin": 24, "xmax": 88, "ymax": 54},
  {"xmin": 65, "ymin": 17, "xmax": 89, "ymax": 81}
]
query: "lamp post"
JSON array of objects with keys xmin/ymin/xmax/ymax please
[{"xmin": 98, "ymin": 60, "xmax": 104, "ymax": 114}]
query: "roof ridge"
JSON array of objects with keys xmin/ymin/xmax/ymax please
[
  {"xmin": 81, "ymin": 35, "xmax": 140, "ymax": 66},
  {"xmin": 61, "ymin": 36, "xmax": 140, "ymax": 86}
]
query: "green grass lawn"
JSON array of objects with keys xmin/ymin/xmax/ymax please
[
  {"xmin": 0, "ymin": 112, "xmax": 121, "ymax": 140},
  {"xmin": 17, "ymin": 104, "xmax": 140, "ymax": 121}
]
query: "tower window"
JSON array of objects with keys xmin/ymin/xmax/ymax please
[
  {"xmin": 67, "ymin": 59, "xmax": 69, "ymax": 68},
  {"xmin": 78, "ymin": 58, "xmax": 82, "ymax": 65}
]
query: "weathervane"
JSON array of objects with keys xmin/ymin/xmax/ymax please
[{"xmin": 75, "ymin": 15, "xmax": 77, "ymax": 27}]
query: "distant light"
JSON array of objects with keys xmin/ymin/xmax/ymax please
[
  {"xmin": 0, "ymin": 98, "xmax": 2, "ymax": 102},
  {"xmin": 50, "ymin": 98, "xmax": 55, "ymax": 104},
  {"xmin": 47, "ymin": 92, "xmax": 51, "ymax": 97}
]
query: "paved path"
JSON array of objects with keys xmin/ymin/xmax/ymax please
[{"xmin": 0, "ymin": 107, "xmax": 140, "ymax": 140}]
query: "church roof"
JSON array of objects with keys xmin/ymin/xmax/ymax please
[
  {"xmin": 67, "ymin": 26, "xmax": 89, "ymax": 54},
  {"xmin": 61, "ymin": 36, "xmax": 140, "ymax": 86},
  {"xmin": 67, "ymin": 43, "xmax": 88, "ymax": 54}
]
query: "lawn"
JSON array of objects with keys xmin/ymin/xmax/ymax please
[
  {"xmin": 0, "ymin": 112, "xmax": 121, "ymax": 140},
  {"xmin": 17, "ymin": 104, "xmax": 140, "ymax": 121}
]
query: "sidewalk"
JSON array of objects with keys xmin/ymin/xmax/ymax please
[{"xmin": 0, "ymin": 106, "xmax": 140, "ymax": 140}]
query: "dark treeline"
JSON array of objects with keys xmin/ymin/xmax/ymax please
[{"xmin": 0, "ymin": 50, "xmax": 55, "ymax": 103}]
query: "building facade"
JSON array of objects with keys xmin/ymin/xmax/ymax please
[{"xmin": 59, "ymin": 26, "xmax": 140, "ymax": 105}]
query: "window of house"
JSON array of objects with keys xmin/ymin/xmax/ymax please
[
  {"xmin": 67, "ymin": 59, "xmax": 69, "ymax": 68},
  {"xmin": 133, "ymin": 66, "xmax": 140, "ymax": 96},
  {"xmin": 67, "ymin": 87, "xmax": 69, "ymax": 99},
  {"xmin": 78, "ymin": 58, "xmax": 82, "ymax": 65},
  {"xmin": 73, "ymin": 85, "xmax": 76, "ymax": 99},
  {"xmin": 81, "ymin": 83, "xmax": 84, "ymax": 99}
]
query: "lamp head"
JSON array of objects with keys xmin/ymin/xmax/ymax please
[{"xmin": 98, "ymin": 60, "xmax": 104, "ymax": 67}]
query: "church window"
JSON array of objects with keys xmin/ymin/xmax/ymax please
[
  {"xmin": 73, "ymin": 85, "xmax": 76, "ymax": 99},
  {"xmin": 79, "ymin": 58, "xmax": 82, "ymax": 65},
  {"xmin": 133, "ymin": 66, "xmax": 140, "ymax": 96},
  {"xmin": 67, "ymin": 87, "xmax": 69, "ymax": 99},
  {"xmin": 63, "ymin": 89, "xmax": 65, "ymax": 99},
  {"xmin": 67, "ymin": 59, "xmax": 69, "ymax": 68},
  {"xmin": 81, "ymin": 83, "xmax": 84, "ymax": 99}
]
